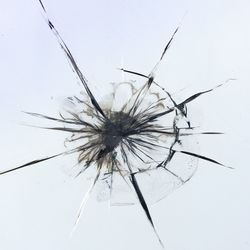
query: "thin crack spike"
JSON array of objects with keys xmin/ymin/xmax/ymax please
[
  {"xmin": 177, "ymin": 150, "xmax": 233, "ymax": 169},
  {"xmin": 0, "ymin": 144, "xmax": 92, "ymax": 176},
  {"xmin": 38, "ymin": 0, "xmax": 107, "ymax": 119},
  {"xmin": 120, "ymin": 28, "xmax": 179, "ymax": 105},
  {"xmin": 150, "ymin": 26, "xmax": 179, "ymax": 77},
  {"xmin": 23, "ymin": 111, "xmax": 91, "ymax": 126},
  {"xmin": 70, "ymin": 167, "xmax": 101, "ymax": 237},
  {"xmin": 138, "ymin": 82, "xmax": 226, "ymax": 126},
  {"xmin": 130, "ymin": 173, "xmax": 164, "ymax": 248},
  {"xmin": 0, "ymin": 153, "xmax": 63, "ymax": 175},
  {"xmin": 159, "ymin": 27, "xmax": 179, "ymax": 61}
]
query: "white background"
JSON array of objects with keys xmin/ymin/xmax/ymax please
[{"xmin": 0, "ymin": 0, "xmax": 249, "ymax": 250}]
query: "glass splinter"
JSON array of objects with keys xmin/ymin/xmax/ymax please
[{"xmin": 0, "ymin": 0, "xmax": 234, "ymax": 248}]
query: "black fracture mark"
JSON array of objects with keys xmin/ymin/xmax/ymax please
[
  {"xmin": 120, "ymin": 149, "xmax": 163, "ymax": 246},
  {"xmin": 119, "ymin": 69, "xmax": 169, "ymax": 95},
  {"xmin": 121, "ymin": 26, "xmax": 179, "ymax": 98},
  {"xmin": 159, "ymin": 26, "xmax": 179, "ymax": 61},
  {"xmin": 137, "ymin": 129, "xmax": 224, "ymax": 136},
  {"xmin": 130, "ymin": 173, "xmax": 164, "ymax": 248},
  {"xmin": 38, "ymin": 0, "xmax": 107, "ymax": 120},
  {"xmin": 23, "ymin": 111, "xmax": 90, "ymax": 126},
  {"xmin": 0, "ymin": 144, "xmax": 89, "ymax": 176},
  {"xmin": 0, "ymin": 153, "xmax": 62, "ymax": 175},
  {"xmin": 27, "ymin": 126, "xmax": 90, "ymax": 133},
  {"xmin": 150, "ymin": 26, "xmax": 179, "ymax": 75},
  {"xmin": 23, "ymin": 111, "xmax": 98, "ymax": 130},
  {"xmin": 179, "ymin": 78, "xmax": 236, "ymax": 107},
  {"xmin": 177, "ymin": 150, "xmax": 233, "ymax": 169},
  {"xmin": 159, "ymin": 144, "xmax": 232, "ymax": 169}
]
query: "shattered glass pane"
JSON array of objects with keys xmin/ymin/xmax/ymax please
[{"xmin": 0, "ymin": 0, "xmax": 234, "ymax": 248}]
